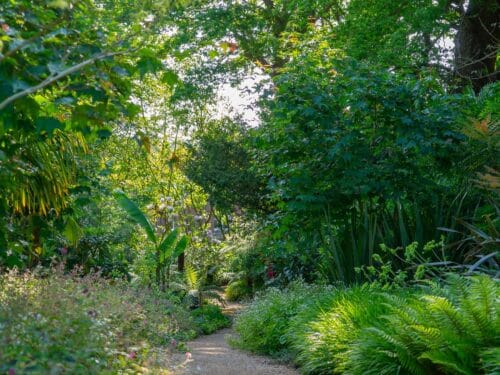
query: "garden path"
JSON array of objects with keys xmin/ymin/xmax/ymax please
[{"xmin": 168, "ymin": 301, "xmax": 298, "ymax": 375}]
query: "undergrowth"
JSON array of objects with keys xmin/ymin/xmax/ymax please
[
  {"xmin": 0, "ymin": 268, "xmax": 196, "ymax": 374},
  {"xmin": 233, "ymin": 276, "xmax": 499, "ymax": 374}
]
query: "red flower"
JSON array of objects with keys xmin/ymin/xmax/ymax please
[{"xmin": 266, "ymin": 264, "xmax": 275, "ymax": 279}]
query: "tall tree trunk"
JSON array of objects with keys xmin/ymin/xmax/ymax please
[{"xmin": 454, "ymin": 0, "xmax": 500, "ymax": 93}]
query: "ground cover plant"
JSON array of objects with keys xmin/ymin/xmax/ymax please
[
  {"xmin": 233, "ymin": 276, "xmax": 499, "ymax": 374},
  {"xmin": 0, "ymin": 268, "xmax": 227, "ymax": 373}
]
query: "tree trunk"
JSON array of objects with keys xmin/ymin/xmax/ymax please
[
  {"xmin": 454, "ymin": 0, "xmax": 500, "ymax": 93},
  {"xmin": 177, "ymin": 252, "xmax": 185, "ymax": 272}
]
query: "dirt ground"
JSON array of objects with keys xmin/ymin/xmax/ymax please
[
  {"xmin": 167, "ymin": 301, "xmax": 298, "ymax": 375},
  {"xmin": 168, "ymin": 328, "xmax": 298, "ymax": 375}
]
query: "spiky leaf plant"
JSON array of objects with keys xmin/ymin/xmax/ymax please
[{"xmin": 346, "ymin": 275, "xmax": 499, "ymax": 375}]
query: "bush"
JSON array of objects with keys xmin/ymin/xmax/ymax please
[
  {"xmin": 225, "ymin": 280, "xmax": 251, "ymax": 301},
  {"xmin": 347, "ymin": 275, "xmax": 500, "ymax": 375},
  {"xmin": 232, "ymin": 282, "xmax": 332, "ymax": 357},
  {"xmin": 0, "ymin": 268, "xmax": 196, "ymax": 373},
  {"xmin": 233, "ymin": 276, "xmax": 499, "ymax": 374},
  {"xmin": 286, "ymin": 286, "xmax": 393, "ymax": 374},
  {"xmin": 190, "ymin": 304, "xmax": 231, "ymax": 335}
]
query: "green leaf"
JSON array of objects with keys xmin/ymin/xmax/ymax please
[
  {"xmin": 97, "ymin": 128, "xmax": 112, "ymax": 139},
  {"xmin": 161, "ymin": 70, "xmax": 179, "ymax": 85},
  {"xmin": 114, "ymin": 191, "xmax": 157, "ymax": 244},
  {"xmin": 137, "ymin": 49, "xmax": 163, "ymax": 77},
  {"xmin": 172, "ymin": 236, "xmax": 188, "ymax": 259},
  {"xmin": 159, "ymin": 229, "xmax": 179, "ymax": 263},
  {"xmin": 63, "ymin": 217, "xmax": 82, "ymax": 248},
  {"xmin": 35, "ymin": 117, "xmax": 63, "ymax": 135}
]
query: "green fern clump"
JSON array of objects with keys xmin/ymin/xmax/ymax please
[
  {"xmin": 286, "ymin": 286, "xmax": 407, "ymax": 374},
  {"xmin": 346, "ymin": 275, "xmax": 499, "ymax": 375}
]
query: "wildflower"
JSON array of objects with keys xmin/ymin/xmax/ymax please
[
  {"xmin": 1, "ymin": 24, "xmax": 9, "ymax": 33},
  {"xmin": 170, "ymin": 338, "xmax": 177, "ymax": 347},
  {"xmin": 59, "ymin": 247, "xmax": 68, "ymax": 256},
  {"xmin": 8, "ymin": 368, "xmax": 15, "ymax": 375},
  {"xmin": 128, "ymin": 351, "xmax": 136, "ymax": 359},
  {"xmin": 185, "ymin": 352, "xmax": 192, "ymax": 360},
  {"xmin": 266, "ymin": 264, "xmax": 275, "ymax": 279}
]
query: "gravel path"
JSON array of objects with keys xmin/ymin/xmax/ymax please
[
  {"xmin": 169, "ymin": 328, "xmax": 298, "ymax": 375},
  {"xmin": 168, "ymin": 301, "xmax": 298, "ymax": 375}
]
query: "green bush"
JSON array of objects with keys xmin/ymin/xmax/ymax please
[
  {"xmin": 233, "ymin": 276, "xmax": 499, "ymax": 374},
  {"xmin": 225, "ymin": 280, "xmax": 251, "ymax": 301},
  {"xmin": 347, "ymin": 275, "xmax": 500, "ymax": 375},
  {"xmin": 232, "ymin": 282, "xmax": 332, "ymax": 357},
  {"xmin": 0, "ymin": 268, "xmax": 195, "ymax": 373},
  {"xmin": 191, "ymin": 304, "xmax": 231, "ymax": 335},
  {"xmin": 286, "ymin": 286, "xmax": 393, "ymax": 374}
]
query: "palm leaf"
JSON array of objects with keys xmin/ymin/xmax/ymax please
[
  {"xmin": 159, "ymin": 229, "xmax": 179, "ymax": 263},
  {"xmin": 114, "ymin": 191, "xmax": 156, "ymax": 244},
  {"xmin": 63, "ymin": 216, "xmax": 83, "ymax": 247},
  {"xmin": 172, "ymin": 236, "xmax": 188, "ymax": 259}
]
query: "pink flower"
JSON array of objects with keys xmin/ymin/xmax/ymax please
[
  {"xmin": 1, "ymin": 24, "xmax": 9, "ymax": 33},
  {"xmin": 128, "ymin": 351, "xmax": 136, "ymax": 359},
  {"xmin": 8, "ymin": 368, "xmax": 15, "ymax": 375},
  {"xmin": 59, "ymin": 247, "xmax": 68, "ymax": 256},
  {"xmin": 185, "ymin": 352, "xmax": 192, "ymax": 360},
  {"xmin": 170, "ymin": 338, "xmax": 177, "ymax": 347}
]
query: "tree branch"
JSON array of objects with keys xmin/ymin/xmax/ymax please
[{"xmin": 0, "ymin": 50, "xmax": 128, "ymax": 111}]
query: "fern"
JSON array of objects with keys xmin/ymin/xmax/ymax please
[
  {"xmin": 184, "ymin": 264, "xmax": 199, "ymax": 291},
  {"xmin": 347, "ymin": 275, "xmax": 499, "ymax": 375}
]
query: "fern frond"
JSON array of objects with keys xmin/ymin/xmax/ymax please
[{"xmin": 184, "ymin": 264, "xmax": 198, "ymax": 290}]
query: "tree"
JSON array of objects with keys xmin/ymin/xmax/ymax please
[{"xmin": 453, "ymin": 0, "xmax": 500, "ymax": 92}]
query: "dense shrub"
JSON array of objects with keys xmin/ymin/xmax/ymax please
[
  {"xmin": 190, "ymin": 304, "xmax": 231, "ymax": 335},
  {"xmin": 234, "ymin": 276, "xmax": 499, "ymax": 374},
  {"xmin": 225, "ymin": 280, "xmax": 251, "ymax": 301},
  {"xmin": 347, "ymin": 275, "xmax": 499, "ymax": 375},
  {"xmin": 0, "ymin": 268, "xmax": 196, "ymax": 373},
  {"xmin": 286, "ymin": 286, "xmax": 392, "ymax": 374},
  {"xmin": 232, "ymin": 282, "xmax": 333, "ymax": 357}
]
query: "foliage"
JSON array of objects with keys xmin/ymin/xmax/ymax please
[
  {"xmin": 347, "ymin": 275, "xmax": 499, "ymax": 375},
  {"xmin": 232, "ymin": 282, "xmax": 331, "ymax": 357},
  {"xmin": 233, "ymin": 275, "xmax": 499, "ymax": 374},
  {"xmin": 286, "ymin": 286, "xmax": 396, "ymax": 374},
  {"xmin": 184, "ymin": 118, "xmax": 267, "ymax": 212},
  {"xmin": 190, "ymin": 304, "xmax": 231, "ymax": 335},
  {"xmin": 225, "ymin": 280, "xmax": 251, "ymax": 301},
  {"xmin": 0, "ymin": 268, "xmax": 196, "ymax": 374},
  {"xmin": 114, "ymin": 191, "xmax": 188, "ymax": 287},
  {"xmin": 180, "ymin": 264, "xmax": 224, "ymax": 308}
]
